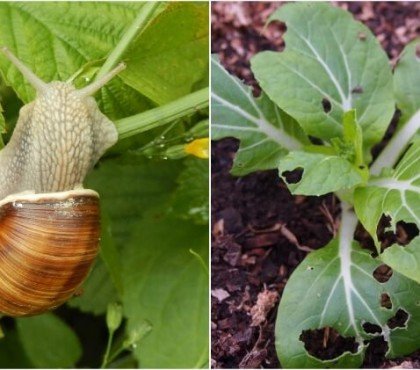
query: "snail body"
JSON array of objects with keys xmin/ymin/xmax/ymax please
[{"xmin": 0, "ymin": 48, "xmax": 124, "ymax": 316}]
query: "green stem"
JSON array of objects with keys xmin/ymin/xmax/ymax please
[
  {"xmin": 101, "ymin": 331, "xmax": 115, "ymax": 369},
  {"xmin": 115, "ymin": 87, "xmax": 209, "ymax": 139},
  {"xmin": 95, "ymin": 2, "xmax": 160, "ymax": 80}
]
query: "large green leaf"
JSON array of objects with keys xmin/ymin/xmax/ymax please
[
  {"xmin": 394, "ymin": 39, "xmax": 420, "ymax": 125},
  {"xmin": 86, "ymin": 155, "xmax": 182, "ymax": 248},
  {"xmin": 251, "ymin": 2, "xmax": 394, "ymax": 156},
  {"xmin": 0, "ymin": 2, "xmax": 206, "ymax": 118},
  {"xmin": 279, "ymin": 151, "xmax": 363, "ymax": 196},
  {"xmin": 0, "ymin": 329, "xmax": 32, "ymax": 368},
  {"xmin": 0, "ymin": 2, "xmax": 144, "ymax": 102},
  {"xmin": 211, "ymin": 55, "xmax": 308, "ymax": 175},
  {"xmin": 171, "ymin": 157, "xmax": 209, "ymax": 225},
  {"xmin": 276, "ymin": 214, "xmax": 420, "ymax": 368},
  {"xmin": 122, "ymin": 215, "xmax": 208, "ymax": 368},
  {"xmin": 67, "ymin": 258, "xmax": 118, "ymax": 316},
  {"xmin": 16, "ymin": 313, "xmax": 82, "ymax": 368},
  {"xmin": 354, "ymin": 140, "xmax": 420, "ymax": 246},
  {"xmin": 121, "ymin": 3, "xmax": 209, "ymax": 105}
]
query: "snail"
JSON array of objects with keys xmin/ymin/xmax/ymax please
[{"xmin": 0, "ymin": 47, "xmax": 125, "ymax": 316}]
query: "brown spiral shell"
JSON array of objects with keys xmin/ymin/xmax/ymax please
[{"xmin": 0, "ymin": 189, "xmax": 100, "ymax": 317}]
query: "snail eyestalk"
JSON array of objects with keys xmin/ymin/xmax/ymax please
[
  {"xmin": 77, "ymin": 62, "xmax": 126, "ymax": 97},
  {"xmin": 0, "ymin": 47, "xmax": 48, "ymax": 93}
]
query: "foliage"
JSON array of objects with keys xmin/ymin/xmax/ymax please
[
  {"xmin": 212, "ymin": 2, "xmax": 420, "ymax": 368},
  {"xmin": 0, "ymin": 1, "xmax": 208, "ymax": 368}
]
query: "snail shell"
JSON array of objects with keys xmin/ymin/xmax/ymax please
[
  {"xmin": 0, "ymin": 190, "xmax": 100, "ymax": 316},
  {"xmin": 0, "ymin": 48, "xmax": 125, "ymax": 316}
]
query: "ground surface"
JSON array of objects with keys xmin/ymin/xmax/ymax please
[{"xmin": 211, "ymin": 2, "xmax": 420, "ymax": 369}]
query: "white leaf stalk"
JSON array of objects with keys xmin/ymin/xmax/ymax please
[{"xmin": 370, "ymin": 109, "xmax": 420, "ymax": 176}]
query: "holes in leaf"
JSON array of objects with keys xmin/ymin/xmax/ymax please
[
  {"xmin": 387, "ymin": 308, "xmax": 409, "ymax": 329},
  {"xmin": 395, "ymin": 221, "xmax": 419, "ymax": 245},
  {"xmin": 282, "ymin": 168, "xmax": 303, "ymax": 184},
  {"xmin": 299, "ymin": 327, "xmax": 358, "ymax": 360},
  {"xmin": 363, "ymin": 336, "xmax": 388, "ymax": 367},
  {"xmin": 322, "ymin": 98, "xmax": 332, "ymax": 113},
  {"xmin": 376, "ymin": 215, "xmax": 418, "ymax": 250},
  {"xmin": 351, "ymin": 86, "xmax": 364, "ymax": 94},
  {"xmin": 373, "ymin": 264, "xmax": 393, "ymax": 283},
  {"xmin": 362, "ymin": 322, "xmax": 382, "ymax": 335},
  {"xmin": 380, "ymin": 293, "xmax": 392, "ymax": 310}
]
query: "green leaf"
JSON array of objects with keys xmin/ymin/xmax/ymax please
[
  {"xmin": 381, "ymin": 237, "xmax": 420, "ymax": 284},
  {"xmin": 394, "ymin": 39, "xmax": 420, "ymax": 125},
  {"xmin": 251, "ymin": 2, "xmax": 394, "ymax": 156},
  {"xmin": 0, "ymin": 2, "xmax": 144, "ymax": 102},
  {"xmin": 122, "ymin": 215, "xmax": 208, "ymax": 368},
  {"xmin": 211, "ymin": 55, "xmax": 309, "ymax": 175},
  {"xmin": 279, "ymin": 151, "xmax": 363, "ymax": 196},
  {"xmin": 354, "ymin": 140, "xmax": 420, "ymax": 247},
  {"xmin": 16, "ymin": 313, "xmax": 82, "ymax": 368},
  {"xmin": 172, "ymin": 157, "xmax": 209, "ymax": 225},
  {"xmin": 0, "ymin": 328, "xmax": 32, "ymax": 368},
  {"xmin": 100, "ymin": 213, "xmax": 124, "ymax": 295},
  {"xmin": 67, "ymin": 258, "xmax": 118, "ymax": 316},
  {"xmin": 120, "ymin": 2, "xmax": 209, "ymax": 105},
  {"xmin": 86, "ymin": 155, "xmax": 183, "ymax": 248},
  {"xmin": 276, "ymin": 232, "xmax": 420, "ymax": 368}
]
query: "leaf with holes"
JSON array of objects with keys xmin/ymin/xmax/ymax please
[
  {"xmin": 211, "ymin": 55, "xmax": 309, "ymax": 175},
  {"xmin": 278, "ymin": 151, "xmax": 364, "ymax": 196},
  {"xmin": 276, "ymin": 211, "xmax": 420, "ymax": 368},
  {"xmin": 381, "ymin": 237, "xmax": 420, "ymax": 284},
  {"xmin": 354, "ymin": 139, "xmax": 420, "ymax": 247},
  {"xmin": 251, "ymin": 2, "xmax": 394, "ymax": 158}
]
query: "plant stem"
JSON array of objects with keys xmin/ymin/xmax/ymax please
[
  {"xmin": 95, "ymin": 2, "xmax": 160, "ymax": 80},
  {"xmin": 370, "ymin": 109, "xmax": 420, "ymax": 176},
  {"xmin": 115, "ymin": 87, "xmax": 209, "ymax": 139},
  {"xmin": 101, "ymin": 331, "xmax": 115, "ymax": 369},
  {"xmin": 338, "ymin": 201, "xmax": 362, "ymax": 339}
]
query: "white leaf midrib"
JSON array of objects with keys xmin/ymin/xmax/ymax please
[
  {"xmin": 288, "ymin": 24, "xmax": 352, "ymax": 110},
  {"xmin": 212, "ymin": 92, "xmax": 302, "ymax": 150}
]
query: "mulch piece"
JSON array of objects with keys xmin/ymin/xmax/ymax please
[{"xmin": 211, "ymin": 2, "xmax": 420, "ymax": 369}]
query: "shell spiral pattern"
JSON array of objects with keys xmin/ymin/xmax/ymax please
[{"xmin": 0, "ymin": 192, "xmax": 100, "ymax": 316}]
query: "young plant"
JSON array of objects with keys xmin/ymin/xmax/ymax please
[{"xmin": 212, "ymin": 2, "xmax": 420, "ymax": 368}]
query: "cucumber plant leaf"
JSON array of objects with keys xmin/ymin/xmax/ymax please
[
  {"xmin": 251, "ymin": 2, "xmax": 394, "ymax": 157},
  {"xmin": 122, "ymin": 214, "xmax": 208, "ymax": 368},
  {"xmin": 276, "ymin": 224, "xmax": 420, "ymax": 368},
  {"xmin": 67, "ymin": 258, "xmax": 119, "ymax": 316},
  {"xmin": 16, "ymin": 313, "xmax": 82, "ymax": 368},
  {"xmin": 120, "ymin": 2, "xmax": 209, "ymax": 105},
  {"xmin": 211, "ymin": 55, "xmax": 309, "ymax": 175},
  {"xmin": 171, "ymin": 157, "xmax": 209, "ymax": 225}
]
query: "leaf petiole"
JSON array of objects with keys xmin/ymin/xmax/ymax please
[
  {"xmin": 115, "ymin": 87, "xmax": 209, "ymax": 139},
  {"xmin": 95, "ymin": 2, "xmax": 161, "ymax": 80}
]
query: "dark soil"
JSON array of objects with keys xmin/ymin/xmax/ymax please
[{"xmin": 211, "ymin": 2, "xmax": 420, "ymax": 369}]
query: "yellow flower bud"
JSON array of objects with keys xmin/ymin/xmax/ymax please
[{"xmin": 184, "ymin": 138, "xmax": 209, "ymax": 159}]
